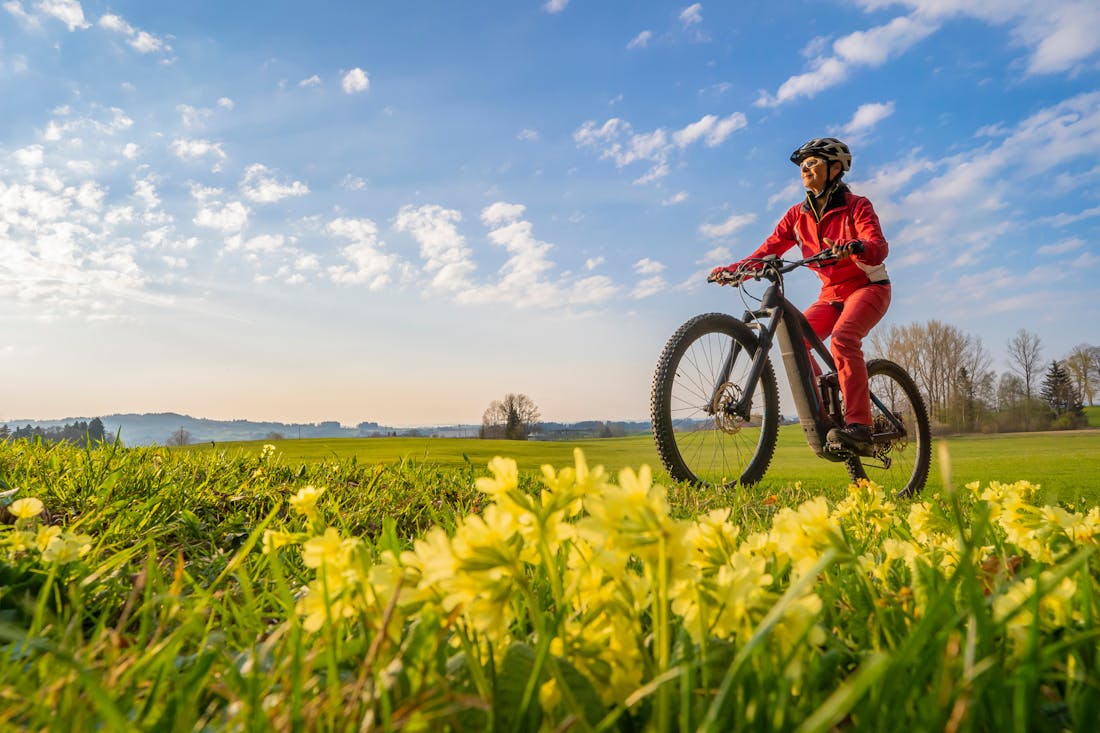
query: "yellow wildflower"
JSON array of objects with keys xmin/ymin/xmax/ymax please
[
  {"xmin": 296, "ymin": 580, "xmax": 358, "ymax": 632},
  {"xmin": 301, "ymin": 527, "xmax": 359, "ymax": 579},
  {"xmin": 9, "ymin": 497, "xmax": 44, "ymax": 519},
  {"xmin": 35, "ymin": 525, "xmax": 61, "ymax": 552},
  {"xmin": 289, "ymin": 485, "xmax": 324, "ymax": 521},
  {"xmin": 262, "ymin": 529, "xmax": 298, "ymax": 554},
  {"xmin": 41, "ymin": 530, "xmax": 93, "ymax": 564}
]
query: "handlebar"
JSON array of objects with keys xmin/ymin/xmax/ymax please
[{"xmin": 708, "ymin": 241, "xmax": 864, "ymax": 286}]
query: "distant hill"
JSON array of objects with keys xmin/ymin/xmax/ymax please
[
  {"xmin": 1, "ymin": 413, "xmax": 652, "ymax": 446},
  {"xmin": 1, "ymin": 413, "xmax": 410, "ymax": 446}
]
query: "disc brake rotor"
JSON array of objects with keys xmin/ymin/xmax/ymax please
[{"xmin": 711, "ymin": 382, "xmax": 745, "ymax": 435}]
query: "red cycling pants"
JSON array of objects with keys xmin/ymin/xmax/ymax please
[{"xmin": 803, "ymin": 284, "xmax": 892, "ymax": 427}]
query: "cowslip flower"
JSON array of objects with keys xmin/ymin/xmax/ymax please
[
  {"xmin": 41, "ymin": 530, "xmax": 93, "ymax": 564},
  {"xmin": 262, "ymin": 529, "xmax": 299, "ymax": 554},
  {"xmin": 289, "ymin": 485, "xmax": 324, "ymax": 521},
  {"xmin": 9, "ymin": 497, "xmax": 44, "ymax": 520}
]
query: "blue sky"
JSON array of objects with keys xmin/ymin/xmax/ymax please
[{"xmin": 1, "ymin": 0, "xmax": 1098, "ymax": 427}]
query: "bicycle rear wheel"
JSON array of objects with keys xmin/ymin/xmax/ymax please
[
  {"xmin": 845, "ymin": 359, "xmax": 931, "ymax": 497},
  {"xmin": 651, "ymin": 313, "xmax": 779, "ymax": 486}
]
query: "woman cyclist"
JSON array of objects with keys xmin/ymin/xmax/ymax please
[{"xmin": 710, "ymin": 137, "xmax": 891, "ymax": 451}]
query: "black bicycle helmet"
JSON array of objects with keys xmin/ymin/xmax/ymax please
[{"xmin": 789, "ymin": 137, "xmax": 852, "ymax": 172}]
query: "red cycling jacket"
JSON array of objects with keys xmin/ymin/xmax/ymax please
[{"xmin": 743, "ymin": 185, "xmax": 889, "ymax": 302}]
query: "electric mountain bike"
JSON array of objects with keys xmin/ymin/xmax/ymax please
[{"xmin": 650, "ymin": 249, "xmax": 931, "ymax": 496}]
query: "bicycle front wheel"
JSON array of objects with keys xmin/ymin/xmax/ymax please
[
  {"xmin": 846, "ymin": 359, "xmax": 931, "ymax": 497},
  {"xmin": 651, "ymin": 313, "xmax": 780, "ymax": 487}
]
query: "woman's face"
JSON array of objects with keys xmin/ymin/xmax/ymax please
[{"xmin": 799, "ymin": 156, "xmax": 830, "ymax": 195}]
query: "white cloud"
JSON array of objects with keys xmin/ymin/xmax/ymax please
[
  {"xmin": 481, "ymin": 201, "xmax": 527, "ymax": 227},
  {"xmin": 757, "ymin": 15, "xmax": 938, "ymax": 107},
  {"xmin": 122, "ymin": 143, "xmax": 139, "ymax": 159},
  {"xmin": 226, "ymin": 233, "xmax": 287, "ymax": 254},
  {"xmin": 627, "ymin": 30, "xmax": 652, "ymax": 50},
  {"xmin": 341, "ymin": 174, "xmax": 367, "ymax": 191},
  {"xmin": 702, "ymin": 245, "xmax": 733, "ymax": 263},
  {"xmin": 298, "ymin": 75, "xmax": 322, "ymax": 88},
  {"xmin": 1037, "ymin": 237, "xmax": 1084, "ymax": 256},
  {"xmin": 699, "ymin": 213, "xmax": 757, "ymax": 239},
  {"xmin": 585, "ymin": 256, "xmax": 605, "ymax": 270},
  {"xmin": 679, "ymin": 4, "xmax": 702, "ymax": 27},
  {"xmin": 767, "ymin": 181, "xmax": 804, "ymax": 210},
  {"xmin": 394, "ymin": 204, "xmax": 477, "ymax": 292},
  {"xmin": 217, "ymin": 97, "xmax": 234, "ymax": 110},
  {"xmin": 177, "ymin": 104, "xmax": 212, "ymax": 128},
  {"xmin": 858, "ymin": 0, "xmax": 1100, "ymax": 75},
  {"xmin": 13, "ymin": 144, "xmax": 43, "ymax": 167},
  {"xmin": 864, "ymin": 91, "xmax": 1100, "ymax": 275},
  {"xmin": 326, "ymin": 216, "xmax": 394, "ymax": 288},
  {"xmin": 239, "ymin": 163, "xmax": 310, "ymax": 203},
  {"xmin": 633, "ymin": 258, "xmax": 665, "ymax": 275},
  {"xmin": 169, "ymin": 138, "xmax": 227, "ymax": 168},
  {"xmin": 341, "ymin": 68, "xmax": 370, "ymax": 94},
  {"xmin": 517, "ymin": 128, "xmax": 539, "ymax": 142},
  {"xmin": 97, "ymin": 12, "xmax": 171, "ymax": 55},
  {"xmin": 194, "ymin": 200, "xmax": 249, "ymax": 233},
  {"xmin": 842, "ymin": 101, "xmax": 896, "ymax": 136},
  {"xmin": 37, "ymin": 0, "xmax": 87, "ymax": 31},
  {"xmin": 575, "ymin": 112, "xmax": 746, "ymax": 183},
  {"xmin": 132, "ymin": 179, "xmax": 160, "ymax": 210},
  {"xmin": 543, "ymin": 0, "xmax": 569, "ymax": 13},
  {"xmin": 662, "ymin": 191, "xmax": 689, "ymax": 205},
  {"xmin": 0, "ymin": 177, "xmax": 150, "ymax": 316},
  {"xmin": 632, "ymin": 276, "xmax": 667, "ymax": 299},
  {"xmin": 672, "ymin": 112, "xmax": 747, "ymax": 147},
  {"xmin": 42, "ymin": 106, "xmax": 133, "ymax": 143}
]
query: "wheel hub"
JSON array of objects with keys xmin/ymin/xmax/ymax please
[{"xmin": 711, "ymin": 382, "xmax": 745, "ymax": 434}]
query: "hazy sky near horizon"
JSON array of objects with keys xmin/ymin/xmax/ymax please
[{"xmin": 2, "ymin": 0, "xmax": 1099, "ymax": 427}]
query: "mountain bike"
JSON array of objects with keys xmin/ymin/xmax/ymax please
[{"xmin": 650, "ymin": 249, "xmax": 931, "ymax": 496}]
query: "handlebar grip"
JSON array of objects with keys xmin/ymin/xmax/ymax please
[{"xmin": 848, "ymin": 240, "xmax": 865, "ymax": 254}]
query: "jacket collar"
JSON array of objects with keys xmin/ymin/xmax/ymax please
[{"xmin": 801, "ymin": 183, "xmax": 851, "ymax": 217}]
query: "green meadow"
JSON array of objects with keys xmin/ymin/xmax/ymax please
[
  {"xmin": 187, "ymin": 425, "xmax": 1100, "ymax": 505},
  {"xmin": 2, "ymin": 425, "xmax": 1098, "ymax": 730}
]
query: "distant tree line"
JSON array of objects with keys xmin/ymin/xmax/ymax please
[
  {"xmin": 0, "ymin": 418, "xmax": 108, "ymax": 446},
  {"xmin": 872, "ymin": 322, "xmax": 1094, "ymax": 434},
  {"xmin": 481, "ymin": 393, "xmax": 541, "ymax": 439}
]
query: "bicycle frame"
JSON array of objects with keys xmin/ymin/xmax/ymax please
[{"xmin": 709, "ymin": 280, "xmax": 839, "ymax": 458}]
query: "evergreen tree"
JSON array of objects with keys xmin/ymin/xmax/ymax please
[{"xmin": 1040, "ymin": 360, "xmax": 1083, "ymax": 419}]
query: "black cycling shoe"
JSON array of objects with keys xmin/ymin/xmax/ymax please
[{"xmin": 826, "ymin": 423, "xmax": 872, "ymax": 452}]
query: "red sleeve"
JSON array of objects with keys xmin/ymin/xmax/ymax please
[
  {"xmin": 745, "ymin": 204, "xmax": 800, "ymax": 260},
  {"xmin": 850, "ymin": 196, "xmax": 888, "ymax": 266}
]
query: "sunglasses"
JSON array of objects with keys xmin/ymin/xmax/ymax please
[{"xmin": 800, "ymin": 159, "xmax": 826, "ymax": 172}]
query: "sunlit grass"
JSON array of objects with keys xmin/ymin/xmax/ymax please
[{"xmin": 0, "ymin": 437, "xmax": 1097, "ymax": 730}]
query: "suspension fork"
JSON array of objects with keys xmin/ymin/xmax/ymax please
[{"xmin": 706, "ymin": 303, "xmax": 779, "ymax": 420}]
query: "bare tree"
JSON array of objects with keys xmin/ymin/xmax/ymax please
[
  {"xmin": 872, "ymin": 320, "xmax": 992, "ymax": 430},
  {"xmin": 481, "ymin": 393, "xmax": 541, "ymax": 440},
  {"xmin": 166, "ymin": 428, "xmax": 192, "ymax": 446},
  {"xmin": 1007, "ymin": 329, "xmax": 1043, "ymax": 430},
  {"xmin": 1065, "ymin": 344, "xmax": 1098, "ymax": 407}
]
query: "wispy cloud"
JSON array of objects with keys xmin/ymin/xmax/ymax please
[
  {"xmin": 840, "ymin": 101, "xmax": 896, "ymax": 139},
  {"xmin": 627, "ymin": 30, "xmax": 652, "ymax": 50},
  {"xmin": 98, "ymin": 12, "xmax": 172, "ymax": 56},
  {"xmin": 757, "ymin": 15, "xmax": 937, "ymax": 107},
  {"xmin": 574, "ymin": 112, "xmax": 747, "ymax": 183},
  {"xmin": 699, "ymin": 213, "xmax": 757, "ymax": 239}
]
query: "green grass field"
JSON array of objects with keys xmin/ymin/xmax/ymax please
[
  {"xmin": 187, "ymin": 425, "xmax": 1100, "ymax": 506},
  {"xmin": 3, "ymin": 427, "xmax": 1099, "ymax": 729}
]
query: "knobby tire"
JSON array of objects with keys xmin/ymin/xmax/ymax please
[
  {"xmin": 650, "ymin": 313, "xmax": 780, "ymax": 487},
  {"xmin": 844, "ymin": 358, "xmax": 932, "ymax": 497}
]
